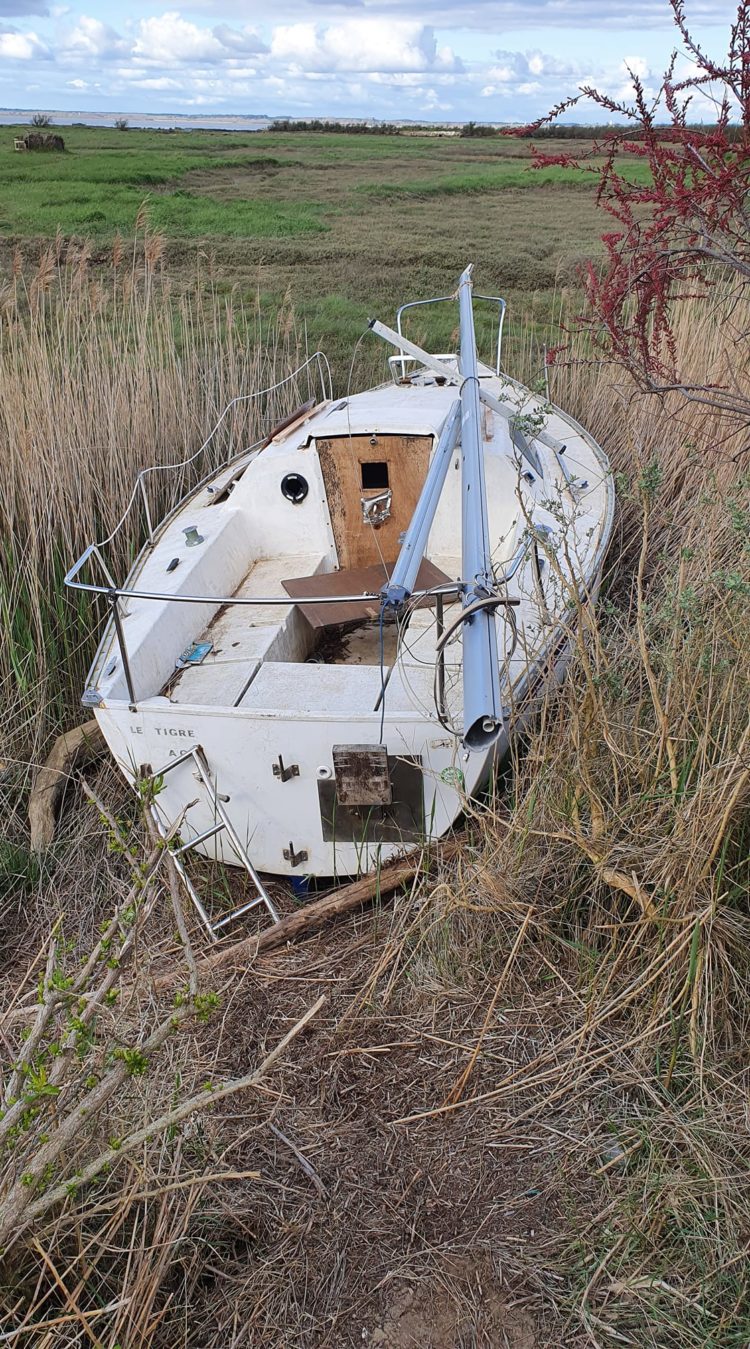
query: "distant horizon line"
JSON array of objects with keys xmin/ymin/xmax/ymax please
[
  {"xmin": 3, "ymin": 106, "xmax": 725, "ymax": 129},
  {"xmin": 2, "ymin": 107, "xmax": 515, "ymax": 125},
  {"xmin": 0, "ymin": 106, "xmax": 626, "ymax": 128}
]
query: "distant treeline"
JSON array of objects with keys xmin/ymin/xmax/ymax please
[
  {"xmin": 268, "ymin": 117, "xmax": 742, "ymax": 141},
  {"xmin": 464, "ymin": 120, "xmax": 744, "ymax": 141},
  {"xmin": 459, "ymin": 123, "xmax": 499, "ymax": 137},
  {"xmin": 518, "ymin": 122, "xmax": 744, "ymax": 141},
  {"xmin": 269, "ymin": 119, "xmax": 401, "ymax": 134}
]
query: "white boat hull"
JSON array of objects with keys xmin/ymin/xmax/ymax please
[
  {"xmin": 75, "ymin": 330, "xmax": 615, "ymax": 883},
  {"xmin": 93, "ymin": 601, "xmax": 586, "ymax": 879}
]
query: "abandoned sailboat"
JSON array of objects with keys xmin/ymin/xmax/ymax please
[{"xmin": 66, "ymin": 266, "xmax": 615, "ymax": 935}]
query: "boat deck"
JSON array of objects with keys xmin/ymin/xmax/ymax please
[
  {"xmin": 167, "ymin": 552, "xmax": 326, "ymax": 708},
  {"xmin": 163, "ymin": 551, "xmax": 467, "ymax": 715}
]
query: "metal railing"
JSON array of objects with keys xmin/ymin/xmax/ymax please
[
  {"xmin": 393, "ymin": 292, "xmax": 507, "ymax": 379},
  {"xmin": 65, "ymin": 527, "xmax": 550, "ymax": 718},
  {"xmin": 65, "ymin": 539, "xmax": 464, "ymax": 709},
  {"xmin": 65, "ymin": 352, "xmax": 336, "ymax": 709},
  {"xmin": 95, "ymin": 352, "xmax": 333, "ymax": 556}
]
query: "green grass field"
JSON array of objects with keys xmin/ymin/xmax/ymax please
[{"xmin": 1, "ymin": 124, "xmax": 618, "ymax": 377}]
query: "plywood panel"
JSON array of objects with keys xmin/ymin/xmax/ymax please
[
  {"xmin": 282, "ymin": 558, "xmax": 450, "ymax": 629},
  {"xmin": 316, "ymin": 433, "xmax": 432, "ymax": 570}
]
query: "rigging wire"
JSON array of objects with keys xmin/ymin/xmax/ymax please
[
  {"xmin": 393, "ymin": 592, "xmax": 452, "ymax": 720},
  {"xmin": 342, "ymin": 328, "xmax": 373, "ymax": 480},
  {"xmin": 431, "ymin": 594, "xmax": 519, "ymax": 740},
  {"xmin": 378, "ymin": 601, "xmax": 388, "ymax": 744},
  {"xmin": 95, "ymin": 355, "xmax": 332, "ymax": 551}
]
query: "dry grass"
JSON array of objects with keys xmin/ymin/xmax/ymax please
[
  {"xmin": 0, "ymin": 266, "xmax": 748, "ymax": 1346},
  {"xmin": 0, "ymin": 230, "xmax": 318, "ymax": 785}
]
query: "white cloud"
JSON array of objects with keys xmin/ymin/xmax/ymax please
[
  {"xmin": 622, "ymin": 54, "xmax": 650, "ymax": 79},
  {"xmin": 421, "ymin": 87, "xmax": 451, "ymax": 111},
  {"xmin": 129, "ymin": 12, "xmax": 265, "ymax": 66},
  {"xmin": 213, "ymin": 22, "xmax": 264, "ymax": 55},
  {"xmin": 368, "ymin": 70, "xmax": 447, "ymax": 87},
  {"xmin": 487, "ymin": 64, "xmax": 515, "ymax": 83},
  {"xmin": 129, "ymin": 75, "xmax": 182, "ymax": 89},
  {"xmin": 480, "ymin": 49, "xmax": 584, "ymax": 98},
  {"xmin": 269, "ymin": 22, "xmax": 312, "ymax": 66},
  {"xmin": 225, "ymin": 64, "xmax": 258, "ymax": 80},
  {"xmin": 0, "ymin": 24, "xmax": 47, "ymax": 57},
  {"xmin": 270, "ymin": 19, "xmax": 458, "ymax": 75},
  {"xmin": 133, "ymin": 12, "xmax": 224, "ymax": 63},
  {"xmin": 61, "ymin": 16, "xmax": 126, "ymax": 59},
  {"xmin": 493, "ymin": 49, "xmax": 584, "ymax": 82}
]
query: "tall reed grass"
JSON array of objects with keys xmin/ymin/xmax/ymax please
[
  {"xmin": 455, "ymin": 292, "xmax": 750, "ymax": 1344},
  {"xmin": 0, "ymin": 230, "xmax": 317, "ymax": 782}
]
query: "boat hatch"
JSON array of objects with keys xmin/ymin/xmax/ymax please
[{"xmin": 316, "ymin": 433, "xmax": 432, "ymax": 569}]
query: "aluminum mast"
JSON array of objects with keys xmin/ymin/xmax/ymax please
[{"xmin": 457, "ymin": 264, "xmax": 504, "ymax": 750}]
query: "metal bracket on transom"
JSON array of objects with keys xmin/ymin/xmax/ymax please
[
  {"xmin": 283, "ymin": 841, "xmax": 308, "ymax": 867},
  {"xmin": 273, "ymin": 754, "xmax": 299, "ymax": 783},
  {"xmin": 361, "ymin": 489, "xmax": 392, "ymax": 527},
  {"xmin": 145, "ymin": 744, "xmax": 279, "ymax": 943}
]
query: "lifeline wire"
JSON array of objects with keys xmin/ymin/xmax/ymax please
[{"xmin": 95, "ymin": 354, "xmax": 332, "ymax": 550}]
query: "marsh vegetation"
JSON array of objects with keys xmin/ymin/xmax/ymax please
[
  {"xmin": 0, "ymin": 125, "xmax": 622, "ymax": 371},
  {"xmin": 0, "ymin": 110, "xmax": 749, "ymax": 1346}
]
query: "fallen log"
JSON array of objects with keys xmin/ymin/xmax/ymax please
[
  {"xmin": 153, "ymin": 837, "xmax": 463, "ymax": 991},
  {"xmin": 29, "ymin": 720, "xmax": 106, "ymax": 852}
]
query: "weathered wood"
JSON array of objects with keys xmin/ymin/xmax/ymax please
[
  {"xmin": 153, "ymin": 838, "xmax": 462, "ymax": 990},
  {"xmin": 260, "ymin": 397, "xmax": 316, "ymax": 448},
  {"xmin": 282, "ymin": 557, "xmax": 449, "ymax": 628},
  {"xmin": 29, "ymin": 720, "xmax": 106, "ymax": 852},
  {"xmin": 316, "ymin": 433, "xmax": 432, "ymax": 569}
]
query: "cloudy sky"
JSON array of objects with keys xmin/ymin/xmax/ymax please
[{"xmin": 0, "ymin": 0, "xmax": 737, "ymax": 122}]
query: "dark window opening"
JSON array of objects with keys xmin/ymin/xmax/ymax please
[{"xmin": 361, "ymin": 461, "xmax": 389, "ymax": 490}]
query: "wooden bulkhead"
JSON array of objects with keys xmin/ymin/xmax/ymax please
[{"xmin": 315, "ymin": 433, "xmax": 432, "ymax": 569}]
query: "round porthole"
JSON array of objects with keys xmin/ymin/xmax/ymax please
[{"xmin": 281, "ymin": 472, "xmax": 309, "ymax": 504}]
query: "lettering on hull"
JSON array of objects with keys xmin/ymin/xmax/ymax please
[{"xmin": 129, "ymin": 725, "xmax": 196, "ymax": 739}]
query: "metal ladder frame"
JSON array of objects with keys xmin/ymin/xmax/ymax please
[{"xmin": 147, "ymin": 745, "xmax": 279, "ymax": 943}]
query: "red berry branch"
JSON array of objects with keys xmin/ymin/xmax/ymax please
[{"xmin": 515, "ymin": 1, "xmax": 750, "ymax": 421}]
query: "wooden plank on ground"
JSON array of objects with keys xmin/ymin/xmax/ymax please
[
  {"xmin": 152, "ymin": 837, "xmax": 462, "ymax": 991},
  {"xmin": 29, "ymin": 720, "xmax": 106, "ymax": 852}
]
